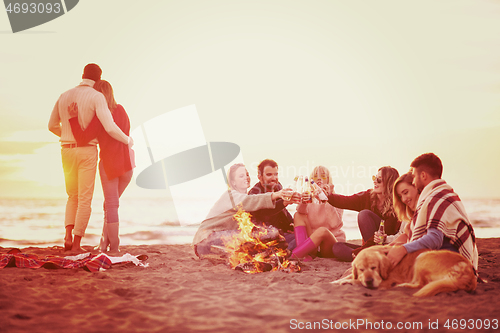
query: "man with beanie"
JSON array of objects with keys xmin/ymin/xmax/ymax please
[{"xmin": 48, "ymin": 63, "xmax": 133, "ymax": 252}]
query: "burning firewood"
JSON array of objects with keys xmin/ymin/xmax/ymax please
[
  {"xmin": 249, "ymin": 225, "xmax": 281, "ymax": 243},
  {"xmin": 235, "ymin": 261, "xmax": 273, "ymax": 273},
  {"xmin": 222, "ymin": 209, "xmax": 301, "ymax": 274}
]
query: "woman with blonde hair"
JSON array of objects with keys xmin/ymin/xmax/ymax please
[
  {"xmin": 68, "ymin": 80, "xmax": 134, "ymax": 253},
  {"xmin": 290, "ymin": 166, "xmax": 345, "ymax": 260},
  {"xmin": 393, "ymin": 171, "xmax": 419, "ymax": 222},
  {"xmin": 226, "ymin": 163, "xmax": 250, "ymax": 194},
  {"xmin": 193, "ymin": 163, "xmax": 291, "ymax": 257},
  {"xmin": 380, "ymin": 171, "xmax": 420, "ymax": 246}
]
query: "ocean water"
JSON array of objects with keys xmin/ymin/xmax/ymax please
[{"xmin": 0, "ymin": 197, "xmax": 499, "ymax": 248}]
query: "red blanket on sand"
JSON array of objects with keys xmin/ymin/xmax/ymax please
[{"xmin": 0, "ymin": 249, "xmax": 112, "ymax": 272}]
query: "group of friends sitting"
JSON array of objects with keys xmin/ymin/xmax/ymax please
[{"xmin": 192, "ymin": 153, "xmax": 478, "ymax": 273}]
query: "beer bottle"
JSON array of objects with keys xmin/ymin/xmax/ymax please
[
  {"xmin": 291, "ymin": 176, "xmax": 298, "ymax": 192},
  {"xmin": 377, "ymin": 220, "xmax": 386, "ymax": 245},
  {"xmin": 295, "ymin": 175, "xmax": 303, "ymax": 194},
  {"xmin": 284, "ymin": 177, "xmax": 298, "ymax": 201},
  {"xmin": 310, "ymin": 180, "xmax": 328, "ymax": 202},
  {"xmin": 302, "ymin": 177, "xmax": 312, "ymax": 203}
]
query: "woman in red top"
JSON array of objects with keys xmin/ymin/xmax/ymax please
[{"xmin": 68, "ymin": 80, "xmax": 134, "ymax": 253}]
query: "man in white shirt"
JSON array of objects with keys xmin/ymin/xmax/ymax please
[{"xmin": 48, "ymin": 63, "xmax": 132, "ymax": 252}]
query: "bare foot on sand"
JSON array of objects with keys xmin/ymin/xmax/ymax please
[
  {"xmin": 68, "ymin": 235, "xmax": 86, "ymax": 254},
  {"xmin": 106, "ymin": 250, "xmax": 121, "ymax": 257},
  {"xmin": 64, "ymin": 226, "xmax": 74, "ymax": 251},
  {"xmin": 69, "ymin": 246, "xmax": 87, "ymax": 254},
  {"xmin": 64, "ymin": 237, "xmax": 73, "ymax": 251}
]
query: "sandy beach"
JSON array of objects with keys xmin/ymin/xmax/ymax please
[{"xmin": 1, "ymin": 238, "xmax": 499, "ymax": 333}]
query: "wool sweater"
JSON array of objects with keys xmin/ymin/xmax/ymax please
[{"xmin": 192, "ymin": 190, "xmax": 276, "ymax": 245}]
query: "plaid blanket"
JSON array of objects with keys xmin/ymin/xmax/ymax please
[
  {"xmin": 0, "ymin": 249, "xmax": 146, "ymax": 272},
  {"xmin": 409, "ymin": 179, "xmax": 478, "ymax": 271}
]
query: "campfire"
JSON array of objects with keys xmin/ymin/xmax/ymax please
[{"xmin": 221, "ymin": 209, "xmax": 301, "ymax": 274}]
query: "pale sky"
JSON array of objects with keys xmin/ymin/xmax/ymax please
[{"xmin": 1, "ymin": 0, "xmax": 499, "ymax": 201}]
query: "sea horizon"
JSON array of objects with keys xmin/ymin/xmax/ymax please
[{"xmin": 0, "ymin": 196, "xmax": 499, "ymax": 249}]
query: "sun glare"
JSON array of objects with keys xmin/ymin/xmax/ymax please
[{"xmin": 1, "ymin": 129, "xmax": 64, "ymax": 188}]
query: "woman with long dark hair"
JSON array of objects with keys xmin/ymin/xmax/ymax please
[{"xmin": 328, "ymin": 166, "xmax": 400, "ymax": 261}]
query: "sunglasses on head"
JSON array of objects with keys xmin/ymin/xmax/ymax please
[{"xmin": 372, "ymin": 175, "xmax": 383, "ymax": 184}]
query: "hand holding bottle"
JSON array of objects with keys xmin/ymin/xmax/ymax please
[
  {"xmin": 373, "ymin": 232, "xmax": 386, "ymax": 245},
  {"xmin": 290, "ymin": 191, "xmax": 302, "ymax": 204},
  {"xmin": 375, "ymin": 220, "xmax": 386, "ymax": 245},
  {"xmin": 282, "ymin": 186, "xmax": 293, "ymax": 201},
  {"xmin": 310, "ymin": 180, "xmax": 328, "ymax": 202},
  {"xmin": 282, "ymin": 179, "xmax": 301, "ymax": 204},
  {"xmin": 321, "ymin": 183, "xmax": 333, "ymax": 195}
]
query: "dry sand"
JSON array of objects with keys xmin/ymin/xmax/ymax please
[{"xmin": 1, "ymin": 238, "xmax": 499, "ymax": 333}]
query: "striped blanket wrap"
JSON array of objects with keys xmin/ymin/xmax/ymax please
[{"xmin": 409, "ymin": 179, "xmax": 478, "ymax": 272}]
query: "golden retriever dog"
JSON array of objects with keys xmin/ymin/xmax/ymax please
[{"xmin": 332, "ymin": 245, "xmax": 477, "ymax": 297}]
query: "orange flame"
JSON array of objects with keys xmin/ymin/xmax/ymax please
[{"xmin": 222, "ymin": 209, "xmax": 300, "ymax": 274}]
